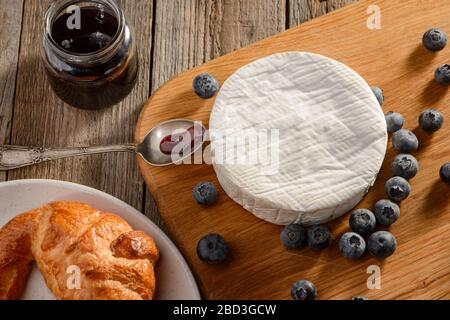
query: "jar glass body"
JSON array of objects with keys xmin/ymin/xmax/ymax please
[{"xmin": 42, "ymin": 0, "xmax": 138, "ymax": 110}]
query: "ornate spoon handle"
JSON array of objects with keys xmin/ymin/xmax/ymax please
[{"xmin": 0, "ymin": 144, "xmax": 137, "ymax": 171}]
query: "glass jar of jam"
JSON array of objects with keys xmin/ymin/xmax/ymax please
[{"xmin": 42, "ymin": 0, "xmax": 138, "ymax": 110}]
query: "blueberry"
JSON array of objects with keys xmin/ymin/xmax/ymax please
[
  {"xmin": 419, "ymin": 109, "xmax": 444, "ymax": 133},
  {"xmin": 391, "ymin": 154, "xmax": 419, "ymax": 180},
  {"xmin": 385, "ymin": 111, "xmax": 404, "ymax": 133},
  {"xmin": 281, "ymin": 224, "xmax": 306, "ymax": 249},
  {"xmin": 422, "ymin": 28, "xmax": 447, "ymax": 52},
  {"xmin": 349, "ymin": 209, "xmax": 376, "ymax": 236},
  {"xmin": 192, "ymin": 182, "xmax": 218, "ymax": 206},
  {"xmin": 197, "ymin": 234, "xmax": 228, "ymax": 264},
  {"xmin": 352, "ymin": 296, "xmax": 370, "ymax": 301},
  {"xmin": 307, "ymin": 225, "xmax": 332, "ymax": 250},
  {"xmin": 435, "ymin": 64, "xmax": 450, "ymax": 85},
  {"xmin": 193, "ymin": 73, "xmax": 219, "ymax": 98},
  {"xmin": 440, "ymin": 162, "xmax": 450, "ymax": 184},
  {"xmin": 385, "ymin": 176, "xmax": 411, "ymax": 202},
  {"xmin": 371, "ymin": 86, "xmax": 384, "ymax": 106},
  {"xmin": 291, "ymin": 280, "xmax": 317, "ymax": 300},
  {"xmin": 339, "ymin": 232, "xmax": 366, "ymax": 260},
  {"xmin": 368, "ymin": 231, "xmax": 397, "ymax": 258},
  {"xmin": 392, "ymin": 129, "xmax": 419, "ymax": 153},
  {"xmin": 374, "ymin": 199, "xmax": 400, "ymax": 226}
]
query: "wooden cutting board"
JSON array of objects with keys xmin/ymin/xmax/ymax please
[{"xmin": 136, "ymin": 0, "xmax": 450, "ymax": 300}]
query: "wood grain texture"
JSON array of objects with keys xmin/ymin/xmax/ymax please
[
  {"xmin": 136, "ymin": 0, "xmax": 450, "ymax": 299},
  {"xmin": 289, "ymin": 0, "xmax": 357, "ymax": 26},
  {"xmin": 0, "ymin": 0, "xmax": 24, "ymax": 182},
  {"xmin": 8, "ymin": 0, "xmax": 154, "ymax": 210},
  {"xmin": 147, "ymin": 0, "xmax": 286, "ymax": 224}
]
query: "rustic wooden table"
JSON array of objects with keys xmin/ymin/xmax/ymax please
[{"xmin": 0, "ymin": 0, "xmax": 354, "ymax": 229}]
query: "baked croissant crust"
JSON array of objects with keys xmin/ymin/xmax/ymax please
[{"xmin": 0, "ymin": 201, "xmax": 159, "ymax": 300}]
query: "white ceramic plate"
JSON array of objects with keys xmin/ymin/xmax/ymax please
[{"xmin": 0, "ymin": 179, "xmax": 200, "ymax": 300}]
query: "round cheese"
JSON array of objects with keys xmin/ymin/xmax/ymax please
[{"xmin": 210, "ymin": 52, "xmax": 387, "ymax": 225}]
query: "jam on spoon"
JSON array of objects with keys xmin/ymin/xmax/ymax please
[{"xmin": 160, "ymin": 126, "xmax": 205, "ymax": 155}]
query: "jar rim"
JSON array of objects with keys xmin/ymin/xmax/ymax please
[{"xmin": 43, "ymin": 0, "xmax": 125, "ymax": 63}]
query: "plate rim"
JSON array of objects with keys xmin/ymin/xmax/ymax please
[{"xmin": 0, "ymin": 179, "xmax": 201, "ymax": 300}]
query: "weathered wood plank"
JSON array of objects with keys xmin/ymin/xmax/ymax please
[
  {"xmin": 151, "ymin": 0, "xmax": 286, "ymax": 89},
  {"xmin": 289, "ymin": 0, "xmax": 356, "ymax": 26},
  {"xmin": 0, "ymin": 0, "xmax": 24, "ymax": 182},
  {"xmin": 145, "ymin": 0, "xmax": 286, "ymax": 225},
  {"xmin": 8, "ymin": 0, "xmax": 154, "ymax": 211}
]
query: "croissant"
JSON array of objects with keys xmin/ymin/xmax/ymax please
[{"xmin": 0, "ymin": 201, "xmax": 159, "ymax": 300}]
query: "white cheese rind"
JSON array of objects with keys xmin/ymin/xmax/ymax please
[{"xmin": 210, "ymin": 52, "xmax": 387, "ymax": 225}]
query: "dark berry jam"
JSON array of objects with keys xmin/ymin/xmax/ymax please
[
  {"xmin": 51, "ymin": 7, "xmax": 119, "ymax": 54},
  {"xmin": 160, "ymin": 126, "xmax": 205, "ymax": 155},
  {"xmin": 42, "ymin": 1, "xmax": 138, "ymax": 110}
]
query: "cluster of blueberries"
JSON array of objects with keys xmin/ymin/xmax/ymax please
[{"xmin": 189, "ymin": 28, "xmax": 449, "ymax": 301}]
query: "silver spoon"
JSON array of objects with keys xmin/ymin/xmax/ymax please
[{"xmin": 0, "ymin": 119, "xmax": 206, "ymax": 171}]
